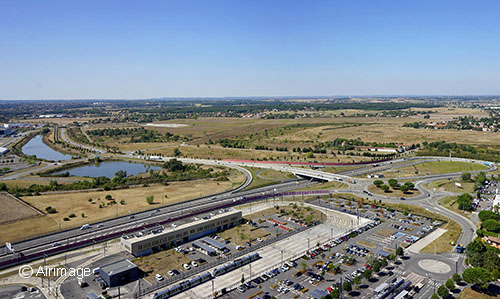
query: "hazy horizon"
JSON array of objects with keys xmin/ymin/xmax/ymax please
[{"xmin": 1, "ymin": 0, "xmax": 499, "ymax": 100}]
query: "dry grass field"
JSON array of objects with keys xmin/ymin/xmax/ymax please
[
  {"xmin": 217, "ymin": 223, "xmax": 270, "ymax": 246},
  {"xmin": 380, "ymin": 161, "xmax": 488, "ymax": 178},
  {"xmin": 132, "ymin": 248, "xmax": 191, "ymax": 283},
  {"xmin": 0, "ymin": 179, "xmax": 233, "ymax": 243},
  {"xmin": 458, "ymin": 288, "xmax": 500, "ymax": 299},
  {"xmin": 0, "ymin": 192, "xmax": 40, "ymax": 224},
  {"xmin": 420, "ymin": 217, "xmax": 461, "ymax": 253},
  {"xmin": 427, "ymin": 178, "xmax": 475, "ymax": 194},
  {"xmin": 367, "ymin": 184, "xmax": 420, "ymax": 198}
]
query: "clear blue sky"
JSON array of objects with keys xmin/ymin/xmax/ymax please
[{"xmin": 1, "ymin": 0, "xmax": 499, "ymax": 99}]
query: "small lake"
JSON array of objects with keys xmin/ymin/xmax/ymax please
[
  {"xmin": 22, "ymin": 135, "xmax": 73, "ymax": 161},
  {"xmin": 54, "ymin": 161, "xmax": 161, "ymax": 178}
]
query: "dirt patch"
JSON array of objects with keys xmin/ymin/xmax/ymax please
[
  {"xmin": 374, "ymin": 228, "xmax": 396, "ymax": 237},
  {"xmin": 0, "ymin": 192, "xmax": 41, "ymax": 224}
]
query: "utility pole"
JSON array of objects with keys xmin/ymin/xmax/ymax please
[{"xmin": 281, "ymin": 250, "xmax": 284, "ymax": 267}]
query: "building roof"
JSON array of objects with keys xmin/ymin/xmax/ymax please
[
  {"xmin": 486, "ymin": 236, "xmax": 500, "ymax": 244},
  {"xmin": 202, "ymin": 237, "xmax": 226, "ymax": 250},
  {"xmin": 192, "ymin": 241, "xmax": 216, "ymax": 254},
  {"xmin": 86, "ymin": 293, "xmax": 99, "ymax": 299},
  {"xmin": 100, "ymin": 259, "xmax": 137, "ymax": 276},
  {"xmin": 309, "ymin": 289, "xmax": 329, "ymax": 299},
  {"xmin": 377, "ymin": 250, "xmax": 391, "ymax": 257},
  {"xmin": 122, "ymin": 209, "xmax": 240, "ymax": 243}
]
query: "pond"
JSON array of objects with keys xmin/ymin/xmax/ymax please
[
  {"xmin": 22, "ymin": 135, "xmax": 73, "ymax": 161},
  {"xmin": 54, "ymin": 161, "xmax": 162, "ymax": 178}
]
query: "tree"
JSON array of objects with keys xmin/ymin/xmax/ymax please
[
  {"xmin": 353, "ymin": 275, "xmax": 361, "ymax": 286},
  {"xmin": 437, "ymin": 285, "xmax": 449, "ymax": 298},
  {"xmin": 466, "ymin": 238, "xmax": 487, "ymax": 266},
  {"xmin": 380, "ymin": 185, "xmax": 390, "ymax": 192},
  {"xmin": 483, "ymin": 250, "xmax": 500, "ymax": 278},
  {"xmin": 372, "ymin": 260, "xmax": 381, "ymax": 272},
  {"xmin": 482, "ymin": 219, "xmax": 500, "ymax": 233},
  {"xmin": 114, "ymin": 170, "xmax": 127, "ymax": 178},
  {"xmin": 363, "ymin": 269, "xmax": 372, "ymax": 280},
  {"xmin": 330, "ymin": 287, "xmax": 340, "ymax": 298},
  {"xmin": 380, "ymin": 258, "xmax": 388, "ymax": 267},
  {"xmin": 478, "ymin": 210, "xmax": 500, "ymax": 222},
  {"xmin": 388, "ymin": 253, "xmax": 395, "ymax": 261},
  {"xmin": 462, "ymin": 267, "xmax": 494, "ymax": 290},
  {"xmin": 445, "ymin": 278, "xmax": 455, "ymax": 291},
  {"xmin": 373, "ymin": 180, "xmax": 384, "ymax": 187},
  {"xmin": 431, "ymin": 294, "xmax": 439, "ymax": 299},
  {"xmin": 173, "ymin": 148, "xmax": 182, "ymax": 157},
  {"xmin": 396, "ymin": 246, "xmax": 404, "ymax": 256},
  {"xmin": 146, "ymin": 195, "xmax": 154, "ymax": 205},
  {"xmin": 399, "ymin": 184, "xmax": 410, "ymax": 193},
  {"xmin": 342, "ymin": 281, "xmax": 352, "ymax": 292},
  {"xmin": 461, "ymin": 172, "xmax": 471, "ymax": 182},
  {"xmin": 452, "ymin": 273, "xmax": 461, "ymax": 283},
  {"xmin": 457, "ymin": 193, "xmax": 473, "ymax": 211},
  {"xmin": 388, "ymin": 179, "xmax": 399, "ymax": 188},
  {"xmin": 403, "ymin": 182, "xmax": 415, "ymax": 189},
  {"xmin": 163, "ymin": 158, "xmax": 186, "ymax": 172},
  {"xmin": 0, "ymin": 182, "xmax": 7, "ymax": 191},
  {"xmin": 105, "ymin": 194, "xmax": 113, "ymax": 200}
]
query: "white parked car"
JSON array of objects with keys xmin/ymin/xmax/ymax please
[
  {"xmin": 155, "ymin": 274, "xmax": 163, "ymax": 281},
  {"xmin": 183, "ymin": 263, "xmax": 191, "ymax": 270},
  {"xmin": 167, "ymin": 270, "xmax": 174, "ymax": 276},
  {"xmin": 191, "ymin": 261, "xmax": 198, "ymax": 267}
]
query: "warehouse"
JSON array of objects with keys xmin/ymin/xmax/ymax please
[
  {"xmin": 121, "ymin": 209, "xmax": 242, "ymax": 257},
  {"xmin": 99, "ymin": 259, "xmax": 139, "ymax": 287}
]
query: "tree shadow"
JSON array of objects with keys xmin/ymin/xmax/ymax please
[{"xmin": 349, "ymin": 291, "xmax": 361, "ymax": 297}]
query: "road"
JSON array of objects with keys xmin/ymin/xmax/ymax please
[
  {"xmin": 0, "ymin": 178, "xmax": 316, "ymax": 269},
  {"xmin": 1, "ymin": 131, "xmax": 493, "ymax": 297}
]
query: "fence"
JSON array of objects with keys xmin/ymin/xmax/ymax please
[{"xmin": 134, "ymin": 224, "xmax": 314, "ymax": 297}]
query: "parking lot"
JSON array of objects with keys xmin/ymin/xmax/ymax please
[{"xmin": 218, "ymin": 197, "xmax": 444, "ymax": 299}]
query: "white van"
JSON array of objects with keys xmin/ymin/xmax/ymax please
[{"xmin": 80, "ymin": 224, "xmax": 90, "ymax": 230}]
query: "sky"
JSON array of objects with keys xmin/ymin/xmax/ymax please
[{"xmin": 1, "ymin": 0, "xmax": 500, "ymax": 100}]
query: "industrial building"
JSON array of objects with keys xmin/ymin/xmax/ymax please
[
  {"xmin": 0, "ymin": 124, "xmax": 13, "ymax": 137},
  {"xmin": 0, "ymin": 147, "xmax": 9, "ymax": 155},
  {"xmin": 121, "ymin": 209, "xmax": 242, "ymax": 257},
  {"xmin": 99, "ymin": 259, "xmax": 139, "ymax": 287}
]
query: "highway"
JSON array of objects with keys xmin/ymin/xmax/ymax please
[
  {"xmin": 0, "ymin": 178, "xmax": 316, "ymax": 269},
  {"xmin": 1, "ymin": 132, "xmax": 494, "ymax": 284}
]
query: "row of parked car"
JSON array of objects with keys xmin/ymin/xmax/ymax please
[{"xmin": 237, "ymin": 261, "xmax": 297, "ymax": 293}]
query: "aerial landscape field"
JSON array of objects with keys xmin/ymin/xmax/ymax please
[{"xmin": 1, "ymin": 1, "xmax": 500, "ymax": 299}]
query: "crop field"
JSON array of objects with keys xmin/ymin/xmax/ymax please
[
  {"xmin": 0, "ymin": 192, "xmax": 40, "ymax": 224},
  {"xmin": 0, "ymin": 179, "xmax": 233, "ymax": 243}
]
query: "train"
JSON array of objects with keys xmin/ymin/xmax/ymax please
[
  {"xmin": 213, "ymin": 252, "xmax": 260, "ymax": 276},
  {"xmin": 152, "ymin": 252, "xmax": 260, "ymax": 299}
]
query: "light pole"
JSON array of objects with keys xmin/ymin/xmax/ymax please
[
  {"xmin": 211, "ymin": 279, "xmax": 215, "ymax": 299},
  {"xmin": 280, "ymin": 250, "xmax": 284, "ymax": 267}
]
